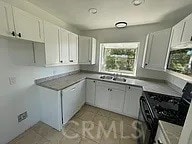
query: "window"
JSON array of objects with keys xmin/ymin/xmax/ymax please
[
  {"xmin": 167, "ymin": 48, "xmax": 192, "ymax": 76},
  {"xmin": 99, "ymin": 43, "xmax": 139, "ymax": 75}
]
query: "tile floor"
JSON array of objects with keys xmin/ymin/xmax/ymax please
[{"xmin": 9, "ymin": 104, "xmax": 138, "ymax": 144}]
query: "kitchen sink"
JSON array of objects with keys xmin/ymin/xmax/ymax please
[
  {"xmin": 113, "ymin": 77, "xmax": 127, "ymax": 82},
  {"xmin": 100, "ymin": 75, "xmax": 113, "ymax": 80},
  {"xmin": 100, "ymin": 75, "xmax": 127, "ymax": 82}
]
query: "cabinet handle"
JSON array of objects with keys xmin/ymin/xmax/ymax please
[
  {"xmin": 93, "ymin": 81, "xmax": 95, "ymax": 83},
  {"xmin": 145, "ymin": 63, "xmax": 148, "ymax": 66},
  {"xmin": 157, "ymin": 140, "xmax": 163, "ymax": 144},
  {"xmin": 128, "ymin": 86, "xmax": 131, "ymax": 89},
  {"xmin": 70, "ymin": 60, "xmax": 73, "ymax": 62},
  {"xmin": 17, "ymin": 33, "xmax": 22, "ymax": 38},
  {"xmin": 60, "ymin": 61, "xmax": 63, "ymax": 63},
  {"xmin": 11, "ymin": 31, "xmax": 15, "ymax": 36}
]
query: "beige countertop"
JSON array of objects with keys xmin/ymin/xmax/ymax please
[
  {"xmin": 159, "ymin": 121, "xmax": 183, "ymax": 144},
  {"xmin": 36, "ymin": 72, "xmax": 181, "ymax": 97}
]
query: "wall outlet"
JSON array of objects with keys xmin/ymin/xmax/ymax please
[
  {"xmin": 9, "ymin": 77, "xmax": 16, "ymax": 85},
  {"xmin": 18, "ymin": 111, "xmax": 28, "ymax": 123}
]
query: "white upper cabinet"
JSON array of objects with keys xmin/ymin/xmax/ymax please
[
  {"xmin": 143, "ymin": 28, "xmax": 171, "ymax": 71},
  {"xmin": 44, "ymin": 21, "xmax": 60, "ymax": 66},
  {"xmin": 0, "ymin": 1, "xmax": 15, "ymax": 38},
  {"xmin": 59, "ymin": 28, "xmax": 69, "ymax": 64},
  {"xmin": 69, "ymin": 32, "xmax": 78, "ymax": 64},
  {"xmin": 79, "ymin": 36, "xmax": 96, "ymax": 65},
  {"xmin": 12, "ymin": 7, "xmax": 44, "ymax": 43},
  {"xmin": 181, "ymin": 14, "xmax": 192, "ymax": 44},
  {"xmin": 171, "ymin": 21, "xmax": 185, "ymax": 48}
]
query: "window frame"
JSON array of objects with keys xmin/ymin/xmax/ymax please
[
  {"xmin": 99, "ymin": 43, "xmax": 139, "ymax": 76},
  {"xmin": 167, "ymin": 48, "xmax": 192, "ymax": 76}
]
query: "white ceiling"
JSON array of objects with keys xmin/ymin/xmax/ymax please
[{"xmin": 26, "ymin": 0, "xmax": 192, "ymax": 30}]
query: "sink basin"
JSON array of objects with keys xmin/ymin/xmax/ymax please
[
  {"xmin": 113, "ymin": 77, "xmax": 126, "ymax": 82},
  {"xmin": 100, "ymin": 75, "xmax": 113, "ymax": 80}
]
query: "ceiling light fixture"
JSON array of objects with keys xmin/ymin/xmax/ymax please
[
  {"xmin": 132, "ymin": 0, "xmax": 145, "ymax": 6},
  {"xmin": 115, "ymin": 22, "xmax": 127, "ymax": 28},
  {"xmin": 88, "ymin": 8, "xmax": 97, "ymax": 14}
]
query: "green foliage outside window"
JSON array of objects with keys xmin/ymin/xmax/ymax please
[
  {"xmin": 167, "ymin": 48, "xmax": 192, "ymax": 76},
  {"xmin": 104, "ymin": 48, "xmax": 136, "ymax": 73}
]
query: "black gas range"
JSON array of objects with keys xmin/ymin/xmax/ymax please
[{"xmin": 137, "ymin": 83, "xmax": 192, "ymax": 144}]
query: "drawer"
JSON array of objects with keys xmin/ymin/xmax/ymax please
[
  {"xmin": 155, "ymin": 127, "xmax": 168, "ymax": 144},
  {"xmin": 96, "ymin": 81, "xmax": 126, "ymax": 91}
]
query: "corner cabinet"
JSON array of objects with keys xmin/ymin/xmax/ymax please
[
  {"xmin": 0, "ymin": 1, "xmax": 44, "ymax": 42},
  {"xmin": 79, "ymin": 36, "xmax": 96, "ymax": 65},
  {"xmin": 39, "ymin": 80, "xmax": 85, "ymax": 131},
  {"xmin": 0, "ymin": 1, "xmax": 15, "ymax": 38},
  {"xmin": 142, "ymin": 28, "xmax": 171, "ymax": 71},
  {"xmin": 12, "ymin": 7, "xmax": 44, "ymax": 43}
]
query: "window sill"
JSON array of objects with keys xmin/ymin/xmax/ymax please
[{"xmin": 166, "ymin": 70, "xmax": 192, "ymax": 82}]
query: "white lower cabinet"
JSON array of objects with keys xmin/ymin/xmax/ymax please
[
  {"xmin": 155, "ymin": 126, "xmax": 168, "ymax": 144},
  {"xmin": 95, "ymin": 81, "xmax": 126, "ymax": 113},
  {"xmin": 95, "ymin": 85, "xmax": 110, "ymax": 109},
  {"xmin": 62, "ymin": 81, "xmax": 85, "ymax": 125},
  {"xmin": 109, "ymin": 88, "xmax": 125, "ymax": 113},
  {"xmin": 86, "ymin": 79, "xmax": 96, "ymax": 105},
  {"xmin": 39, "ymin": 80, "xmax": 85, "ymax": 131},
  {"xmin": 123, "ymin": 86, "xmax": 143, "ymax": 118}
]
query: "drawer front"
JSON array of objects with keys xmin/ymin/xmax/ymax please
[{"xmin": 96, "ymin": 81, "xmax": 126, "ymax": 91}]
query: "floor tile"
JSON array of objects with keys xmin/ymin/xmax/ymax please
[
  {"xmin": 44, "ymin": 128, "xmax": 63, "ymax": 144},
  {"xmin": 79, "ymin": 111, "xmax": 95, "ymax": 121},
  {"xmin": 79, "ymin": 138, "xmax": 98, "ymax": 144},
  {"xmin": 120, "ymin": 137, "xmax": 137, "ymax": 144},
  {"xmin": 68, "ymin": 118, "xmax": 91, "ymax": 135},
  {"xmin": 9, "ymin": 129, "xmax": 49, "ymax": 144},
  {"xmin": 82, "ymin": 125, "xmax": 103, "ymax": 143},
  {"xmin": 122, "ymin": 116, "xmax": 136, "ymax": 126},
  {"xmin": 97, "ymin": 109, "xmax": 111, "ymax": 117},
  {"xmin": 81, "ymin": 105, "xmax": 99, "ymax": 114},
  {"xmin": 32, "ymin": 121, "xmax": 52, "ymax": 137},
  {"xmin": 100, "ymin": 132, "xmax": 120, "ymax": 144},
  {"xmin": 105, "ymin": 119, "xmax": 123, "ymax": 135},
  {"xmin": 109, "ymin": 112, "xmax": 123, "ymax": 122},
  {"xmin": 92, "ymin": 114, "xmax": 108, "ymax": 127},
  {"xmin": 59, "ymin": 130, "xmax": 81, "ymax": 144}
]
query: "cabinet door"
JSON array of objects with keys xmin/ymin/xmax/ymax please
[
  {"xmin": 90, "ymin": 38, "xmax": 96, "ymax": 65},
  {"xmin": 79, "ymin": 36, "xmax": 91, "ymax": 64},
  {"xmin": 59, "ymin": 28, "xmax": 69, "ymax": 64},
  {"xmin": 12, "ymin": 7, "xmax": 44, "ymax": 42},
  {"xmin": 144, "ymin": 28, "xmax": 171, "ymax": 71},
  {"xmin": 69, "ymin": 32, "xmax": 78, "ymax": 64},
  {"xmin": 95, "ymin": 85, "xmax": 110, "ymax": 109},
  {"xmin": 123, "ymin": 86, "xmax": 142, "ymax": 118},
  {"xmin": 109, "ymin": 89, "xmax": 125, "ymax": 113},
  {"xmin": 44, "ymin": 21, "xmax": 60, "ymax": 65},
  {"xmin": 171, "ymin": 21, "xmax": 185, "ymax": 47},
  {"xmin": 62, "ymin": 85, "xmax": 77, "ymax": 124},
  {"xmin": 181, "ymin": 14, "xmax": 192, "ymax": 44},
  {"xmin": 76, "ymin": 80, "xmax": 86, "ymax": 110},
  {"xmin": 86, "ymin": 79, "xmax": 96, "ymax": 105},
  {"xmin": 0, "ymin": 1, "xmax": 15, "ymax": 38}
]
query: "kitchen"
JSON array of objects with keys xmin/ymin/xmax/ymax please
[{"xmin": 0, "ymin": 0, "xmax": 192, "ymax": 144}]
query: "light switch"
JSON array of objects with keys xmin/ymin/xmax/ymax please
[{"xmin": 9, "ymin": 77, "xmax": 16, "ymax": 85}]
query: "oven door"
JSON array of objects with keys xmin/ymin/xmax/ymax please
[{"xmin": 137, "ymin": 96, "xmax": 154, "ymax": 144}]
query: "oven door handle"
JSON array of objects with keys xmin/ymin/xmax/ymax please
[{"xmin": 140, "ymin": 97, "xmax": 152, "ymax": 129}]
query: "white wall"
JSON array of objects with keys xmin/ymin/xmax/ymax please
[
  {"xmin": 0, "ymin": 38, "xmax": 79, "ymax": 144},
  {"xmin": 80, "ymin": 22, "xmax": 175, "ymax": 80}
]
